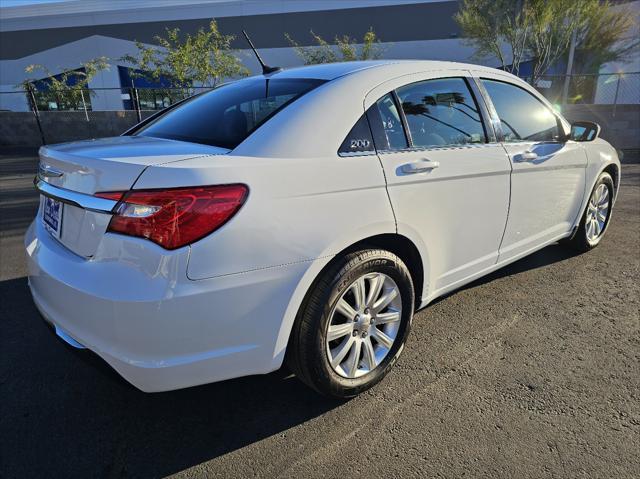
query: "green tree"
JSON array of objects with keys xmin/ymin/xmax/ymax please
[
  {"xmin": 121, "ymin": 19, "xmax": 248, "ymax": 88},
  {"xmin": 286, "ymin": 28, "xmax": 383, "ymax": 64},
  {"xmin": 21, "ymin": 57, "xmax": 110, "ymax": 110},
  {"xmin": 455, "ymin": 0, "xmax": 638, "ymax": 82},
  {"xmin": 525, "ymin": 0, "xmax": 586, "ymax": 83},
  {"xmin": 572, "ymin": 1, "xmax": 640, "ymax": 74},
  {"xmin": 454, "ymin": 0, "xmax": 531, "ymax": 76}
]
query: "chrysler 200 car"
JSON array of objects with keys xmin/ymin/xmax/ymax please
[{"xmin": 26, "ymin": 61, "xmax": 620, "ymax": 397}]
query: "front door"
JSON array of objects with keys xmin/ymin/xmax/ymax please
[{"xmin": 478, "ymin": 76, "xmax": 587, "ymax": 261}]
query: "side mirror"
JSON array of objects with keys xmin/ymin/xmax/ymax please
[{"xmin": 570, "ymin": 121, "xmax": 601, "ymax": 142}]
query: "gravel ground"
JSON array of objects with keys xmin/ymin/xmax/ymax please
[{"xmin": 1, "ymin": 150, "xmax": 638, "ymax": 478}]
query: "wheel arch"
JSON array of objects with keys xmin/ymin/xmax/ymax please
[
  {"xmin": 573, "ymin": 143, "xmax": 622, "ymax": 234},
  {"xmin": 603, "ymin": 162, "xmax": 620, "ymax": 197},
  {"xmin": 339, "ymin": 234, "xmax": 425, "ymax": 307},
  {"xmin": 271, "ymin": 233, "xmax": 426, "ymax": 371},
  {"xmin": 307, "ymin": 233, "xmax": 425, "ymax": 314}
]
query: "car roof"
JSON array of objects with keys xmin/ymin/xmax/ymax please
[{"xmin": 267, "ymin": 60, "xmax": 505, "ymax": 81}]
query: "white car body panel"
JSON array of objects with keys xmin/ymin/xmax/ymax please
[
  {"xmin": 38, "ymin": 136, "xmax": 229, "ymax": 194},
  {"xmin": 498, "ymin": 140, "xmax": 587, "ymax": 261},
  {"xmin": 136, "ymin": 154, "xmax": 395, "ymax": 280},
  {"xmin": 580, "ymin": 137, "xmax": 621, "ymax": 206},
  {"xmin": 472, "ymin": 70, "xmax": 589, "ymax": 262},
  {"xmin": 40, "ymin": 197, "xmax": 112, "ymax": 258},
  {"xmin": 379, "ymin": 144, "xmax": 511, "ymax": 295},
  {"xmin": 364, "ymin": 68, "xmax": 512, "ymax": 297},
  {"xmin": 25, "ymin": 60, "xmax": 621, "ymax": 392},
  {"xmin": 26, "ymin": 218, "xmax": 315, "ymax": 391}
]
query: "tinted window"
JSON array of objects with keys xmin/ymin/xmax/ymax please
[
  {"xmin": 367, "ymin": 93, "xmax": 408, "ymax": 150},
  {"xmin": 482, "ymin": 79, "xmax": 559, "ymax": 142},
  {"xmin": 136, "ymin": 78, "xmax": 326, "ymax": 149},
  {"xmin": 396, "ymin": 78, "xmax": 486, "ymax": 148},
  {"xmin": 339, "ymin": 114, "xmax": 375, "ymax": 155}
]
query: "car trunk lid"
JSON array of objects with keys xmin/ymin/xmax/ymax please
[
  {"xmin": 36, "ymin": 136, "xmax": 229, "ymax": 257},
  {"xmin": 38, "ymin": 136, "xmax": 229, "ymax": 194}
]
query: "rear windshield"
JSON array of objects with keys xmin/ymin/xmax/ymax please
[{"xmin": 135, "ymin": 77, "xmax": 326, "ymax": 149}]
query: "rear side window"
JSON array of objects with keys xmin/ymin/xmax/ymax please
[
  {"xmin": 339, "ymin": 115, "xmax": 375, "ymax": 155},
  {"xmin": 136, "ymin": 78, "xmax": 326, "ymax": 149},
  {"xmin": 482, "ymin": 79, "xmax": 559, "ymax": 142},
  {"xmin": 367, "ymin": 93, "xmax": 409, "ymax": 151},
  {"xmin": 396, "ymin": 77, "xmax": 486, "ymax": 148}
]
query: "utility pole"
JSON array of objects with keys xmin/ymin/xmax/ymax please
[
  {"xmin": 26, "ymin": 84, "xmax": 46, "ymax": 145},
  {"xmin": 562, "ymin": 30, "xmax": 577, "ymax": 105}
]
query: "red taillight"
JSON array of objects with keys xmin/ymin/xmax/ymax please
[{"xmin": 96, "ymin": 185, "xmax": 248, "ymax": 250}]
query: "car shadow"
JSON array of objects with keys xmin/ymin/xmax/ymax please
[
  {"xmin": 0, "ymin": 277, "xmax": 342, "ymax": 478},
  {"xmin": 1, "ymin": 242, "xmax": 580, "ymax": 477},
  {"xmin": 424, "ymin": 242, "xmax": 582, "ymax": 308},
  {"xmin": 472, "ymin": 243, "xmax": 581, "ymax": 285}
]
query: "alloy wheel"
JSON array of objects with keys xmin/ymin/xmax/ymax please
[
  {"xmin": 586, "ymin": 183, "xmax": 610, "ymax": 242},
  {"xmin": 326, "ymin": 272, "xmax": 402, "ymax": 378}
]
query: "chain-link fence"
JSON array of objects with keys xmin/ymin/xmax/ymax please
[
  {"xmin": 0, "ymin": 86, "xmax": 213, "ymax": 113},
  {"xmin": 523, "ymin": 72, "xmax": 640, "ymax": 106},
  {"xmin": 0, "ymin": 86, "xmax": 212, "ymax": 146},
  {"xmin": 0, "ymin": 74, "xmax": 638, "ymax": 147}
]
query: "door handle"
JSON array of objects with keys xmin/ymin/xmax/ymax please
[
  {"xmin": 401, "ymin": 159, "xmax": 440, "ymax": 174},
  {"xmin": 515, "ymin": 151, "xmax": 538, "ymax": 162}
]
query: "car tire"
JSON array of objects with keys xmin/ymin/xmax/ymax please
[
  {"xmin": 564, "ymin": 171, "xmax": 614, "ymax": 252},
  {"xmin": 286, "ymin": 249, "xmax": 415, "ymax": 398}
]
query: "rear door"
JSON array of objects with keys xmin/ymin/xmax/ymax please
[
  {"xmin": 365, "ymin": 71, "xmax": 512, "ymax": 298},
  {"xmin": 475, "ymin": 73, "xmax": 587, "ymax": 261}
]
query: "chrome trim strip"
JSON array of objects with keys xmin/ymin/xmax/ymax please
[
  {"xmin": 338, "ymin": 150, "xmax": 377, "ymax": 158},
  {"xmin": 34, "ymin": 179, "xmax": 117, "ymax": 213}
]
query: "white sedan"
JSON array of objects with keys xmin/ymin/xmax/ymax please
[{"xmin": 26, "ymin": 60, "xmax": 620, "ymax": 397}]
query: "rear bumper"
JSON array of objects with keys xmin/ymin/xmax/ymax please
[{"xmin": 25, "ymin": 219, "xmax": 309, "ymax": 392}]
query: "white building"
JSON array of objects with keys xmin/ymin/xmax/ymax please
[{"xmin": 1, "ymin": 0, "xmax": 638, "ymax": 111}]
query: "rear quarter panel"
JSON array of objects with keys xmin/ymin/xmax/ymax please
[{"xmin": 134, "ymin": 154, "xmax": 396, "ymax": 279}]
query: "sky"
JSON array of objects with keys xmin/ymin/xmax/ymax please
[{"xmin": 1, "ymin": 0, "xmax": 73, "ymax": 7}]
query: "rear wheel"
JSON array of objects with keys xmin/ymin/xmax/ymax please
[
  {"xmin": 287, "ymin": 249, "xmax": 414, "ymax": 398},
  {"xmin": 564, "ymin": 171, "xmax": 614, "ymax": 252}
]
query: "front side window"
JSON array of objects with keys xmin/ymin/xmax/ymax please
[
  {"xmin": 482, "ymin": 79, "xmax": 559, "ymax": 142},
  {"xmin": 136, "ymin": 78, "xmax": 326, "ymax": 149},
  {"xmin": 396, "ymin": 77, "xmax": 486, "ymax": 148}
]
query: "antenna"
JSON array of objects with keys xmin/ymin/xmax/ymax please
[{"xmin": 242, "ymin": 30, "xmax": 282, "ymax": 75}]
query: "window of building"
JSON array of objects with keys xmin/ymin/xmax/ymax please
[
  {"xmin": 395, "ymin": 77, "xmax": 486, "ymax": 148},
  {"xmin": 30, "ymin": 68, "xmax": 91, "ymax": 112},
  {"xmin": 482, "ymin": 79, "xmax": 559, "ymax": 142},
  {"xmin": 118, "ymin": 66, "xmax": 184, "ymax": 110}
]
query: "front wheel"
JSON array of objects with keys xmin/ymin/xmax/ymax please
[
  {"xmin": 287, "ymin": 249, "xmax": 415, "ymax": 398},
  {"xmin": 564, "ymin": 171, "xmax": 614, "ymax": 252}
]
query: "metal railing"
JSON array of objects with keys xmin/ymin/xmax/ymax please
[
  {"xmin": 0, "ymin": 86, "xmax": 214, "ymax": 145},
  {"xmin": 521, "ymin": 72, "xmax": 640, "ymax": 106},
  {"xmin": 0, "ymin": 73, "xmax": 637, "ymax": 146},
  {"xmin": 1, "ymin": 73, "xmax": 637, "ymax": 114},
  {"xmin": 0, "ymin": 86, "xmax": 213, "ymax": 114}
]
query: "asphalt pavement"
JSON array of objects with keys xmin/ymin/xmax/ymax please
[{"xmin": 1, "ymin": 148, "xmax": 638, "ymax": 478}]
